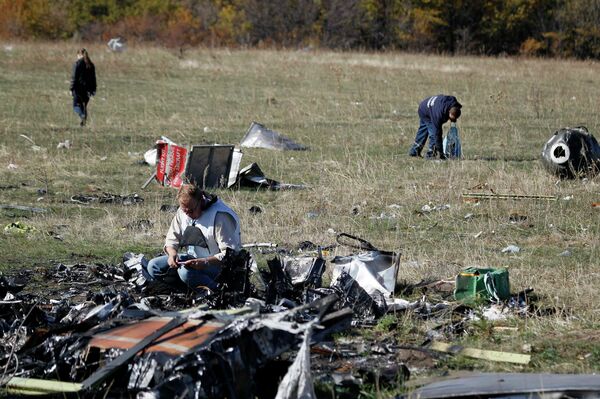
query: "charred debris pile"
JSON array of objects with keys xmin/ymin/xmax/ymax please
[{"xmin": 0, "ymin": 234, "xmax": 549, "ymax": 398}]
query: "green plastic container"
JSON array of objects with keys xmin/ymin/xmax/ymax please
[{"xmin": 454, "ymin": 267, "xmax": 510, "ymax": 302}]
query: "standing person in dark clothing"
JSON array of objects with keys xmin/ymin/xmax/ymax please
[
  {"xmin": 70, "ymin": 48, "xmax": 96, "ymax": 126},
  {"xmin": 409, "ymin": 95, "xmax": 462, "ymax": 159}
]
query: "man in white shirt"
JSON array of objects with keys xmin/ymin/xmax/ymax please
[{"xmin": 146, "ymin": 184, "xmax": 241, "ymax": 291}]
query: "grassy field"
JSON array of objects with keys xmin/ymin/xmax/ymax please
[{"xmin": 1, "ymin": 42, "xmax": 599, "ymax": 392}]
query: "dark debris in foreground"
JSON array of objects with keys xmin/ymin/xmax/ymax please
[{"xmin": 0, "ymin": 239, "xmax": 554, "ymax": 398}]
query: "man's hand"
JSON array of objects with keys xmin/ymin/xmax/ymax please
[
  {"xmin": 178, "ymin": 258, "xmax": 208, "ymax": 270},
  {"xmin": 167, "ymin": 254, "xmax": 179, "ymax": 268}
]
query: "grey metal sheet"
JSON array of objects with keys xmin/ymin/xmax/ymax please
[
  {"xmin": 240, "ymin": 121, "xmax": 307, "ymax": 151},
  {"xmin": 184, "ymin": 145, "xmax": 234, "ymax": 189},
  {"xmin": 405, "ymin": 373, "xmax": 600, "ymax": 398}
]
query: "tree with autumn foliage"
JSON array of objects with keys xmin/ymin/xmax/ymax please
[{"xmin": 0, "ymin": 0, "xmax": 599, "ymax": 59}]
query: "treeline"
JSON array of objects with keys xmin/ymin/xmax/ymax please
[{"xmin": 1, "ymin": 0, "xmax": 599, "ymax": 58}]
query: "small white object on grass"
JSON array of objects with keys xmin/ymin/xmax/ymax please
[
  {"xmin": 57, "ymin": 140, "xmax": 71, "ymax": 149},
  {"xmin": 107, "ymin": 37, "xmax": 126, "ymax": 52},
  {"xmin": 501, "ymin": 245, "xmax": 520, "ymax": 254},
  {"xmin": 143, "ymin": 149, "xmax": 157, "ymax": 165}
]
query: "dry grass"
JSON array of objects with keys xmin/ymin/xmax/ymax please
[{"xmin": 1, "ymin": 42, "xmax": 599, "ymax": 380}]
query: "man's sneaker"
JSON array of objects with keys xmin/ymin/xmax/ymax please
[
  {"xmin": 80, "ymin": 116, "xmax": 86, "ymax": 127},
  {"xmin": 408, "ymin": 146, "xmax": 422, "ymax": 157},
  {"xmin": 425, "ymin": 152, "xmax": 447, "ymax": 160}
]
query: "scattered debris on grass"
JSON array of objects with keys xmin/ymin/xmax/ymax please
[
  {"xmin": 501, "ymin": 245, "xmax": 520, "ymax": 254},
  {"xmin": 418, "ymin": 203, "xmax": 450, "ymax": 214},
  {"xmin": 0, "ymin": 233, "xmax": 559, "ymax": 397},
  {"xmin": 70, "ymin": 193, "xmax": 143, "ymax": 205},
  {"xmin": 56, "ymin": 140, "xmax": 71, "ymax": 149},
  {"xmin": 429, "ymin": 341, "xmax": 531, "ymax": 364},
  {"xmin": 462, "ymin": 192, "xmax": 558, "ymax": 202},
  {"xmin": 454, "ymin": 267, "xmax": 510, "ymax": 303},
  {"xmin": 4, "ymin": 221, "xmax": 37, "ymax": 234},
  {"xmin": 237, "ymin": 163, "xmax": 305, "ymax": 190}
]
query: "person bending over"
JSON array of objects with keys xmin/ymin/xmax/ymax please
[
  {"xmin": 409, "ymin": 94, "xmax": 462, "ymax": 159},
  {"xmin": 146, "ymin": 184, "xmax": 242, "ymax": 292}
]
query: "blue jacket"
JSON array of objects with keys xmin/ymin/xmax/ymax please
[{"xmin": 418, "ymin": 95, "xmax": 462, "ymax": 137}]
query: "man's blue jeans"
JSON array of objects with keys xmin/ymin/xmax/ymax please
[
  {"xmin": 146, "ymin": 254, "xmax": 221, "ymax": 291},
  {"xmin": 409, "ymin": 119, "xmax": 438, "ymax": 157}
]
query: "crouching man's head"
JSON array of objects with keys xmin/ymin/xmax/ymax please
[
  {"xmin": 177, "ymin": 184, "xmax": 215, "ymax": 219},
  {"xmin": 449, "ymin": 106, "xmax": 461, "ymax": 123}
]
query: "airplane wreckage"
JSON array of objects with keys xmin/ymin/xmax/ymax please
[
  {"xmin": 0, "ymin": 234, "xmax": 407, "ymax": 398},
  {"xmin": 3, "ymin": 124, "xmax": 600, "ymax": 397},
  {"xmin": 541, "ymin": 126, "xmax": 600, "ymax": 179}
]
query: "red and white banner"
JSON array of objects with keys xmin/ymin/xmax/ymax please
[{"xmin": 156, "ymin": 141, "xmax": 187, "ymax": 188}]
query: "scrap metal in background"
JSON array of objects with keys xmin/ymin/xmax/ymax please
[
  {"xmin": 541, "ymin": 126, "xmax": 600, "ymax": 179},
  {"xmin": 185, "ymin": 144, "xmax": 242, "ymax": 189},
  {"xmin": 143, "ymin": 139, "xmax": 303, "ymax": 190},
  {"xmin": 237, "ymin": 163, "xmax": 305, "ymax": 190},
  {"xmin": 240, "ymin": 121, "xmax": 308, "ymax": 151}
]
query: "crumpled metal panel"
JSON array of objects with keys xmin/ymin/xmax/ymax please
[
  {"xmin": 240, "ymin": 122, "xmax": 307, "ymax": 151},
  {"xmin": 330, "ymin": 251, "xmax": 398, "ymax": 299},
  {"xmin": 541, "ymin": 126, "xmax": 600, "ymax": 179},
  {"xmin": 89, "ymin": 317, "xmax": 225, "ymax": 356},
  {"xmin": 329, "ymin": 251, "xmax": 400, "ymax": 321},
  {"xmin": 282, "ymin": 256, "xmax": 325, "ymax": 288},
  {"xmin": 237, "ymin": 162, "xmax": 305, "ymax": 190}
]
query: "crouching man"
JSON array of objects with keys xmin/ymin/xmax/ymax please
[
  {"xmin": 409, "ymin": 94, "xmax": 462, "ymax": 159},
  {"xmin": 146, "ymin": 184, "xmax": 242, "ymax": 292}
]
